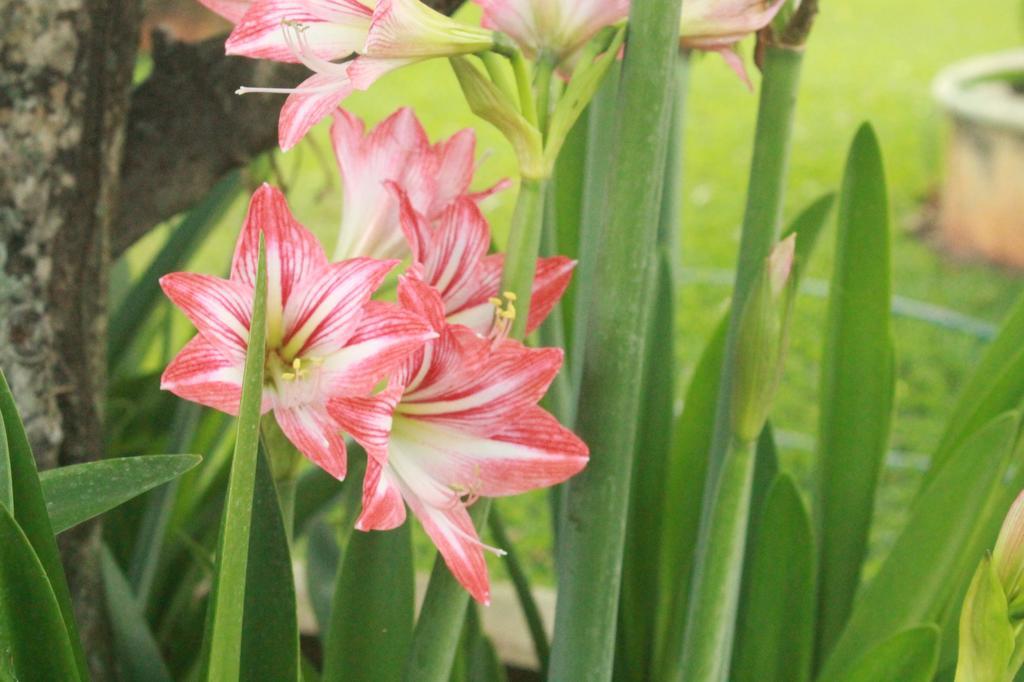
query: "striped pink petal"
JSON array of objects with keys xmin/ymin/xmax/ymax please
[
  {"xmin": 160, "ymin": 273, "xmax": 253, "ymax": 360},
  {"xmin": 279, "ymin": 71, "xmax": 355, "ymax": 151},
  {"xmin": 320, "ymin": 301, "xmax": 437, "ymax": 396},
  {"xmin": 399, "ymin": 340, "xmax": 564, "ymax": 435},
  {"xmin": 161, "ymin": 336, "xmax": 247, "ymax": 415},
  {"xmin": 231, "ymin": 184, "xmax": 328, "ymax": 342},
  {"xmin": 330, "ymin": 383, "xmax": 403, "ymax": 462},
  {"xmin": 225, "ymin": 0, "xmax": 370, "ymax": 62},
  {"xmin": 409, "ymin": 197, "xmax": 491, "ymax": 309},
  {"xmin": 355, "ymin": 457, "xmax": 407, "ymax": 530},
  {"xmin": 346, "ymin": 55, "xmax": 415, "ymax": 91},
  {"xmin": 274, "ymin": 403, "xmax": 349, "ymax": 480},
  {"xmin": 281, "ymin": 258, "xmax": 398, "ymax": 358},
  {"xmin": 446, "ymin": 254, "xmax": 575, "ymax": 335},
  {"xmin": 197, "ymin": 0, "xmax": 253, "ymax": 23}
]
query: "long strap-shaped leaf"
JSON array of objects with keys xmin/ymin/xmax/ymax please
[
  {"xmin": 814, "ymin": 123, "xmax": 896, "ymax": 661},
  {"xmin": 240, "ymin": 445, "xmax": 300, "ymax": 681},
  {"xmin": 201, "ymin": 234, "xmax": 268, "ymax": 681},
  {"xmin": 322, "ymin": 521, "xmax": 414, "ymax": 681},
  {"xmin": 39, "ymin": 454, "xmax": 201, "ymax": 534},
  {"xmin": 548, "ymin": 0, "xmax": 684, "ymax": 678},
  {"xmin": 731, "ymin": 474, "xmax": 815, "ymax": 682},
  {"xmin": 0, "ymin": 505, "xmax": 81, "ymax": 681},
  {"xmin": 101, "ymin": 545, "xmax": 174, "ymax": 682},
  {"xmin": 0, "ymin": 370, "xmax": 88, "ymax": 678},
  {"xmin": 817, "ymin": 411, "xmax": 1022, "ymax": 680}
]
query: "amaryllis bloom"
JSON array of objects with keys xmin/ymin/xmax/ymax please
[
  {"xmin": 394, "ymin": 188, "xmax": 573, "ymax": 335},
  {"xmin": 348, "ymin": 0, "xmax": 495, "ymax": 90},
  {"xmin": 199, "ymin": 0, "xmax": 374, "ymax": 149},
  {"xmin": 474, "ymin": 0, "xmax": 629, "ymax": 68},
  {"xmin": 160, "ymin": 183, "xmax": 435, "ymax": 480},
  {"xmin": 344, "ymin": 277, "xmax": 588, "ymax": 603},
  {"xmin": 330, "ymin": 107, "xmax": 506, "ymax": 262},
  {"xmin": 680, "ymin": 0, "xmax": 786, "ymax": 86}
]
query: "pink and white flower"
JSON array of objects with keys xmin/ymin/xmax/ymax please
[
  {"xmin": 349, "ymin": 0, "xmax": 495, "ymax": 89},
  {"xmin": 394, "ymin": 188, "xmax": 573, "ymax": 335},
  {"xmin": 680, "ymin": 0, "xmax": 786, "ymax": 86},
  {"xmin": 344, "ymin": 277, "xmax": 588, "ymax": 603},
  {"xmin": 160, "ymin": 183, "xmax": 435, "ymax": 480},
  {"xmin": 474, "ymin": 0, "xmax": 629, "ymax": 68},
  {"xmin": 330, "ymin": 107, "xmax": 506, "ymax": 262}
]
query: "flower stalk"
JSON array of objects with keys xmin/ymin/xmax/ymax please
[
  {"xmin": 675, "ymin": 33, "xmax": 811, "ymax": 682},
  {"xmin": 548, "ymin": 0, "xmax": 685, "ymax": 679}
]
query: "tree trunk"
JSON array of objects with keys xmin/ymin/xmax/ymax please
[{"xmin": 0, "ymin": 1, "xmax": 140, "ymax": 678}]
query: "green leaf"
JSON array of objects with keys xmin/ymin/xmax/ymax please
[
  {"xmin": 818, "ymin": 411, "xmax": 1022, "ymax": 680},
  {"xmin": 929, "ymin": 289, "xmax": 1024, "ymax": 484},
  {"xmin": 100, "ymin": 545, "xmax": 173, "ymax": 682},
  {"xmin": 954, "ymin": 556, "xmax": 1015, "ymax": 682},
  {"xmin": 109, "ymin": 171, "xmax": 241, "ymax": 368},
  {"xmin": 0, "ymin": 505, "xmax": 80, "ymax": 681},
  {"xmin": 815, "ymin": 123, "xmax": 895, "ymax": 660},
  {"xmin": 202, "ymin": 234, "xmax": 268, "ymax": 681},
  {"xmin": 240, "ymin": 445, "xmax": 300, "ymax": 681},
  {"xmin": 39, "ymin": 454, "xmax": 201, "ymax": 534},
  {"xmin": 620, "ymin": 249, "xmax": 677, "ymax": 682},
  {"xmin": 322, "ymin": 522, "xmax": 414, "ymax": 682},
  {"xmin": 0, "ymin": 414, "xmax": 11, "ymax": 513},
  {"xmin": 832, "ymin": 625, "xmax": 940, "ymax": 682},
  {"xmin": 0, "ymin": 370, "xmax": 88, "ymax": 678},
  {"xmin": 732, "ymin": 474, "xmax": 815, "ymax": 682}
]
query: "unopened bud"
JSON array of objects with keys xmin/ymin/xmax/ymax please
[
  {"xmin": 955, "ymin": 553, "xmax": 1015, "ymax": 682},
  {"xmin": 994, "ymin": 489, "xmax": 1024, "ymax": 616},
  {"xmin": 730, "ymin": 235, "xmax": 796, "ymax": 443}
]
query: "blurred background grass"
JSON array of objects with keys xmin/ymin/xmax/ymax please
[{"xmin": 124, "ymin": 0, "xmax": 1022, "ymax": 584}]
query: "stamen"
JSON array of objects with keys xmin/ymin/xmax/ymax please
[
  {"xmin": 487, "ymin": 291, "xmax": 518, "ymax": 343},
  {"xmin": 283, "ymin": 21, "xmax": 351, "ymax": 77}
]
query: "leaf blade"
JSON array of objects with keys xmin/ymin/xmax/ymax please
[
  {"xmin": 40, "ymin": 454, "xmax": 201, "ymax": 534},
  {"xmin": 815, "ymin": 123, "xmax": 895, "ymax": 660}
]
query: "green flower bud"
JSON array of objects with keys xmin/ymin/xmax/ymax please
[
  {"xmin": 993, "ymin": 489, "xmax": 1024, "ymax": 617},
  {"xmin": 730, "ymin": 235, "xmax": 796, "ymax": 443},
  {"xmin": 955, "ymin": 554, "xmax": 1015, "ymax": 682}
]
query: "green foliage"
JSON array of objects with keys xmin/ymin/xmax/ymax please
[
  {"xmin": 818, "ymin": 412, "xmax": 1023, "ymax": 680},
  {"xmin": 40, "ymin": 455, "xmax": 201, "ymax": 534},
  {"xmin": 101, "ymin": 545, "xmax": 174, "ymax": 682},
  {"xmin": 815, "ymin": 123, "xmax": 896, "ymax": 660},
  {"xmin": 0, "ymin": 506, "xmax": 81, "ymax": 681},
  {"xmin": 202, "ymin": 235, "xmax": 268, "ymax": 681},
  {"xmin": 322, "ymin": 521, "xmax": 414, "ymax": 681},
  {"xmin": 833, "ymin": 626, "xmax": 941, "ymax": 682},
  {"xmin": 732, "ymin": 474, "xmax": 815, "ymax": 682},
  {"xmin": 0, "ymin": 371, "xmax": 88, "ymax": 678}
]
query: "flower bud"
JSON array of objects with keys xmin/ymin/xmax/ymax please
[
  {"xmin": 955, "ymin": 554, "xmax": 1015, "ymax": 682},
  {"xmin": 730, "ymin": 234, "xmax": 796, "ymax": 443},
  {"xmin": 993, "ymin": 489, "xmax": 1024, "ymax": 616},
  {"xmin": 679, "ymin": 0, "xmax": 786, "ymax": 85},
  {"xmin": 449, "ymin": 56, "xmax": 546, "ymax": 179}
]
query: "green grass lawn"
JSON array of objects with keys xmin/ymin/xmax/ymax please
[{"xmin": 128, "ymin": 0, "xmax": 1023, "ymax": 584}]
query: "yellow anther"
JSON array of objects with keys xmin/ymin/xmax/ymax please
[
  {"xmin": 503, "ymin": 291, "xmax": 518, "ymax": 302},
  {"xmin": 281, "ymin": 372, "xmax": 296, "ymax": 381},
  {"xmin": 292, "ymin": 358, "xmax": 302, "ymax": 371},
  {"xmin": 489, "ymin": 297, "xmax": 503, "ymax": 308}
]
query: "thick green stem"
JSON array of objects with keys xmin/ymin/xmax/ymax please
[
  {"xmin": 511, "ymin": 50, "xmax": 539, "ymax": 127},
  {"xmin": 677, "ymin": 437, "xmax": 758, "ymax": 682},
  {"xmin": 547, "ymin": 0, "xmax": 684, "ymax": 678},
  {"xmin": 675, "ymin": 45, "xmax": 805, "ymax": 682},
  {"xmin": 535, "ymin": 55, "xmax": 556, "ymax": 139},
  {"xmin": 500, "ymin": 178, "xmax": 549, "ymax": 339},
  {"xmin": 702, "ymin": 45, "xmax": 804, "ymax": 511}
]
